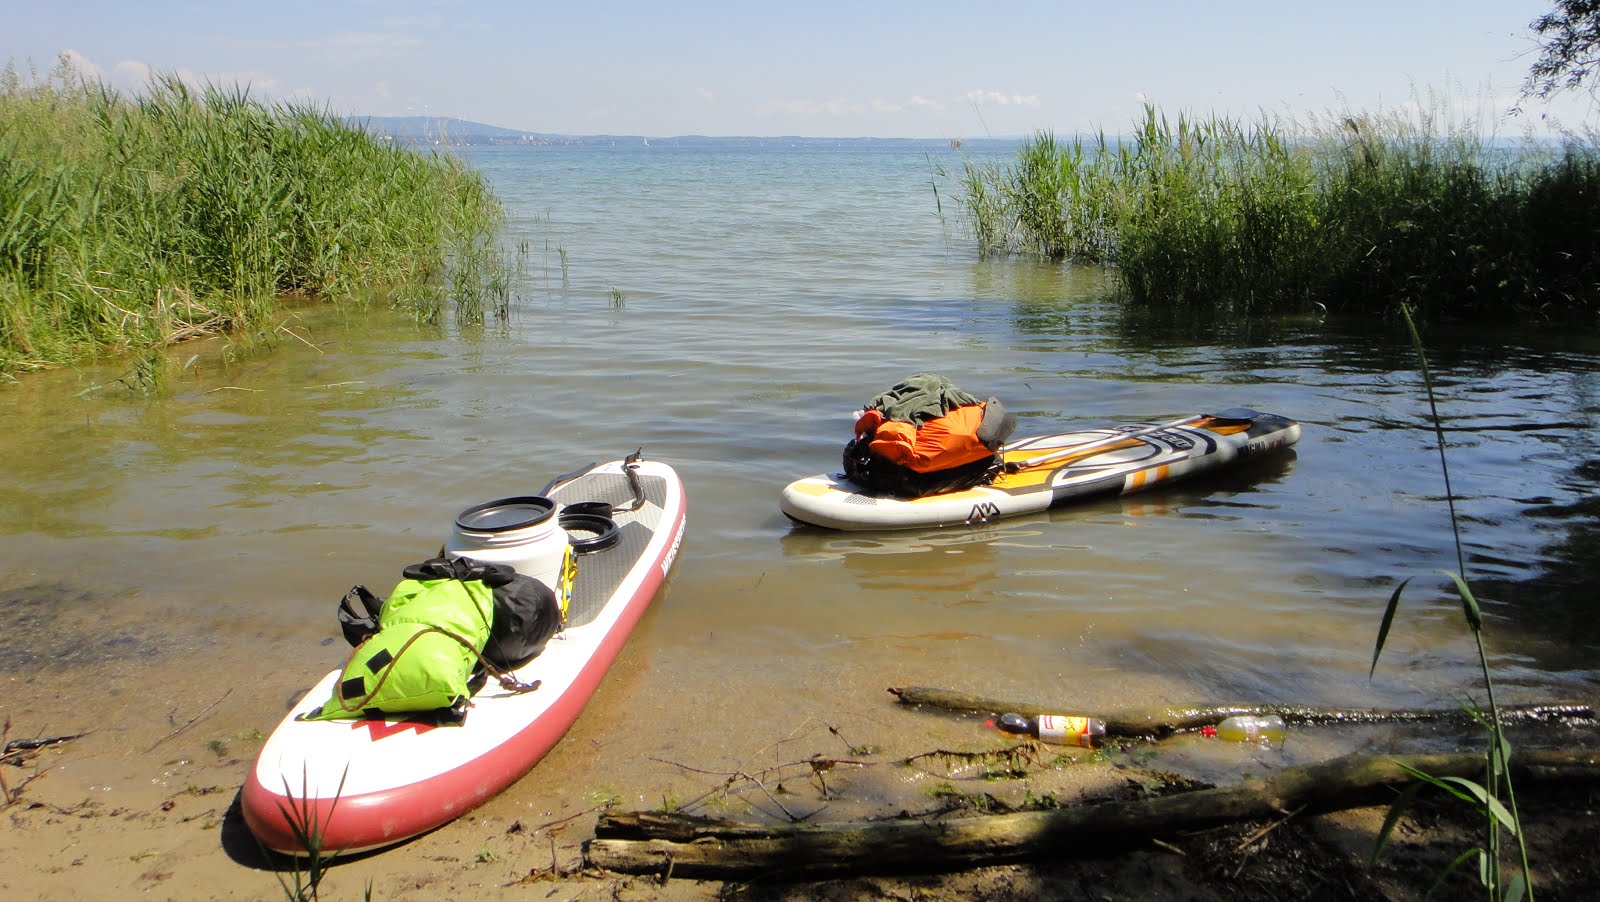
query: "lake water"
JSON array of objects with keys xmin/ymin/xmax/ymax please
[{"xmin": 2, "ymin": 144, "xmax": 1597, "ymax": 811}]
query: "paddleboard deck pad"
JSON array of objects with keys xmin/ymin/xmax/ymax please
[
  {"xmin": 781, "ymin": 410, "xmax": 1299, "ymax": 531},
  {"xmin": 242, "ymin": 455, "xmax": 686, "ymax": 854}
]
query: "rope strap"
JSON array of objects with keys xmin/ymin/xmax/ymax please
[{"xmin": 328, "ymin": 624, "xmax": 543, "ymax": 716}]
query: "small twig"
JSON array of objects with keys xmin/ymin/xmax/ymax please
[
  {"xmin": 646, "ymin": 755, "xmax": 825, "ymax": 822},
  {"xmin": 147, "ymin": 689, "xmax": 232, "ymax": 752},
  {"xmin": 826, "ymin": 722, "xmax": 860, "ymax": 755},
  {"xmin": 526, "ymin": 801, "xmax": 613, "ymax": 835},
  {"xmin": 1150, "ymin": 837, "xmax": 1186, "ymax": 856},
  {"xmin": 1234, "ymin": 803, "xmax": 1306, "ymax": 852},
  {"xmin": 278, "ymin": 324, "xmax": 322, "ymax": 353},
  {"xmin": 737, "ymin": 769, "xmax": 806, "ymax": 821},
  {"xmin": 643, "ymin": 760, "xmax": 747, "ymax": 813},
  {"xmin": 205, "ymin": 386, "xmax": 263, "ymax": 394}
]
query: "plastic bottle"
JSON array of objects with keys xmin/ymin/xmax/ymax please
[
  {"xmin": 995, "ymin": 712, "xmax": 1107, "ymax": 748},
  {"xmin": 1202, "ymin": 714, "xmax": 1287, "ymax": 744}
]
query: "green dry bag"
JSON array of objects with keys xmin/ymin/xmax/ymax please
[{"xmin": 308, "ymin": 558, "xmax": 497, "ymax": 721}]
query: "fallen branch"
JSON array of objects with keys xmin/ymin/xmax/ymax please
[
  {"xmin": 3, "ymin": 732, "xmax": 91, "ymax": 755},
  {"xmin": 585, "ymin": 748, "xmax": 1600, "ymax": 880},
  {"xmin": 2, "ymin": 718, "xmax": 89, "ymax": 806},
  {"xmin": 887, "ymin": 686, "xmax": 1596, "ymax": 738}
]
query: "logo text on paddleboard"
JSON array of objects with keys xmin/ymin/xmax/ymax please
[
  {"xmin": 1240, "ymin": 437, "xmax": 1286, "ymax": 457},
  {"xmin": 659, "ymin": 515, "xmax": 685, "ymax": 576},
  {"xmin": 1150, "ymin": 430, "xmax": 1195, "ymax": 451},
  {"xmin": 967, "ymin": 502, "xmax": 1000, "ymax": 525}
]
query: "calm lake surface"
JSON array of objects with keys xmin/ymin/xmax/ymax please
[{"xmin": 2, "ymin": 144, "xmax": 1597, "ymax": 800}]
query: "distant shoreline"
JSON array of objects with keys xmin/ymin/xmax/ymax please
[
  {"xmin": 349, "ymin": 114, "xmax": 1561, "ymax": 151},
  {"xmin": 349, "ymin": 115, "xmax": 1028, "ymax": 148}
]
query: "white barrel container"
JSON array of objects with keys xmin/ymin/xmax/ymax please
[{"xmin": 445, "ymin": 496, "xmax": 574, "ymax": 612}]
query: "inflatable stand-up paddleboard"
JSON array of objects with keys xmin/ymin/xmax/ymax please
[
  {"xmin": 781, "ymin": 408, "xmax": 1299, "ymax": 531},
  {"xmin": 243, "ymin": 451, "xmax": 686, "ymax": 854}
]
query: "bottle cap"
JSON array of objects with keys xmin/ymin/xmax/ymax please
[{"xmin": 996, "ymin": 712, "xmax": 1030, "ymax": 735}]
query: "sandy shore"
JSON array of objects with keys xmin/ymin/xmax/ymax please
[
  {"xmin": 4, "ymin": 583, "xmax": 1597, "ymax": 901},
  {"xmin": 6, "ymin": 670, "xmax": 1597, "ymax": 902}
]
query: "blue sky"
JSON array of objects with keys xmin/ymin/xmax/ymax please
[{"xmin": 7, "ymin": 1, "xmax": 1595, "ymax": 138}]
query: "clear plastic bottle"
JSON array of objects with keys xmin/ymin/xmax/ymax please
[
  {"xmin": 995, "ymin": 712, "xmax": 1107, "ymax": 748},
  {"xmin": 1203, "ymin": 714, "xmax": 1287, "ymax": 744}
]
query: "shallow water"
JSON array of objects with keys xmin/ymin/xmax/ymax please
[{"xmin": 2, "ymin": 145, "xmax": 1597, "ymax": 799}]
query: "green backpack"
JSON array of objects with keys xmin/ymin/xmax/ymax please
[{"xmin": 308, "ymin": 559, "xmax": 498, "ymax": 721}]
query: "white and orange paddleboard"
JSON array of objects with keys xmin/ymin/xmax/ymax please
[{"xmin": 781, "ymin": 409, "xmax": 1299, "ymax": 531}]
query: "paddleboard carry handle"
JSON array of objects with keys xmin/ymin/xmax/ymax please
[
  {"xmin": 1003, "ymin": 409, "xmax": 1260, "ymax": 473},
  {"xmin": 541, "ymin": 449, "xmax": 650, "ymax": 513},
  {"xmin": 612, "ymin": 449, "xmax": 648, "ymax": 513}
]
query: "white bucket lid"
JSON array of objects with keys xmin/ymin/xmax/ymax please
[{"xmin": 453, "ymin": 496, "xmax": 557, "ymax": 533}]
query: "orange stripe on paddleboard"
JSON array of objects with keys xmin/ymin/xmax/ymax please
[{"xmin": 1128, "ymin": 464, "xmax": 1168, "ymax": 490}]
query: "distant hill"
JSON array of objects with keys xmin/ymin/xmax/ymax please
[
  {"xmin": 349, "ymin": 116, "xmax": 549, "ymax": 145},
  {"xmin": 349, "ymin": 115, "xmax": 1022, "ymax": 150}
]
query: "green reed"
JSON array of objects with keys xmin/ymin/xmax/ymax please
[
  {"xmin": 955, "ymin": 102, "xmax": 1600, "ymax": 324},
  {"xmin": 0, "ymin": 60, "xmax": 507, "ymax": 381},
  {"xmin": 1369, "ymin": 304, "xmax": 1531, "ymax": 901}
]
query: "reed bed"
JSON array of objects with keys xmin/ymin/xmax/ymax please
[
  {"xmin": 0, "ymin": 62, "xmax": 507, "ymax": 381},
  {"xmin": 958, "ymin": 103, "xmax": 1600, "ymax": 324}
]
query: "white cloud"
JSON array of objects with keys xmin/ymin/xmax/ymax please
[
  {"xmin": 53, "ymin": 50, "xmax": 152, "ymax": 94},
  {"xmin": 962, "ymin": 90, "xmax": 1039, "ymax": 107},
  {"xmin": 113, "ymin": 60, "xmax": 153, "ymax": 88},
  {"xmin": 58, "ymin": 49, "xmax": 104, "ymax": 82},
  {"xmin": 45, "ymin": 49, "xmax": 293, "ymax": 101}
]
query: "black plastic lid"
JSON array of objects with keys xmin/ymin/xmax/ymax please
[{"xmin": 454, "ymin": 496, "xmax": 557, "ymax": 532}]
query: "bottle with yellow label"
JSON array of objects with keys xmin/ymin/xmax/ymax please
[{"xmin": 995, "ymin": 712, "xmax": 1107, "ymax": 748}]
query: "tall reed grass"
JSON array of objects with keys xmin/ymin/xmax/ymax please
[
  {"xmin": 1370, "ymin": 304, "xmax": 1532, "ymax": 900},
  {"xmin": 957, "ymin": 102, "xmax": 1600, "ymax": 324},
  {"xmin": 0, "ymin": 59, "xmax": 507, "ymax": 382}
]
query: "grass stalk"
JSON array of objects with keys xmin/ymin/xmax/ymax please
[
  {"xmin": 1369, "ymin": 304, "xmax": 1533, "ymax": 901},
  {"xmin": 267, "ymin": 768, "xmax": 373, "ymax": 901}
]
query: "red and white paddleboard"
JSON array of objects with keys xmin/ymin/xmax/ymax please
[{"xmin": 242, "ymin": 455, "xmax": 686, "ymax": 854}]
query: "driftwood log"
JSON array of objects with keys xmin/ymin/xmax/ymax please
[
  {"xmin": 887, "ymin": 685, "xmax": 1596, "ymax": 738},
  {"xmin": 585, "ymin": 748, "xmax": 1600, "ymax": 879}
]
